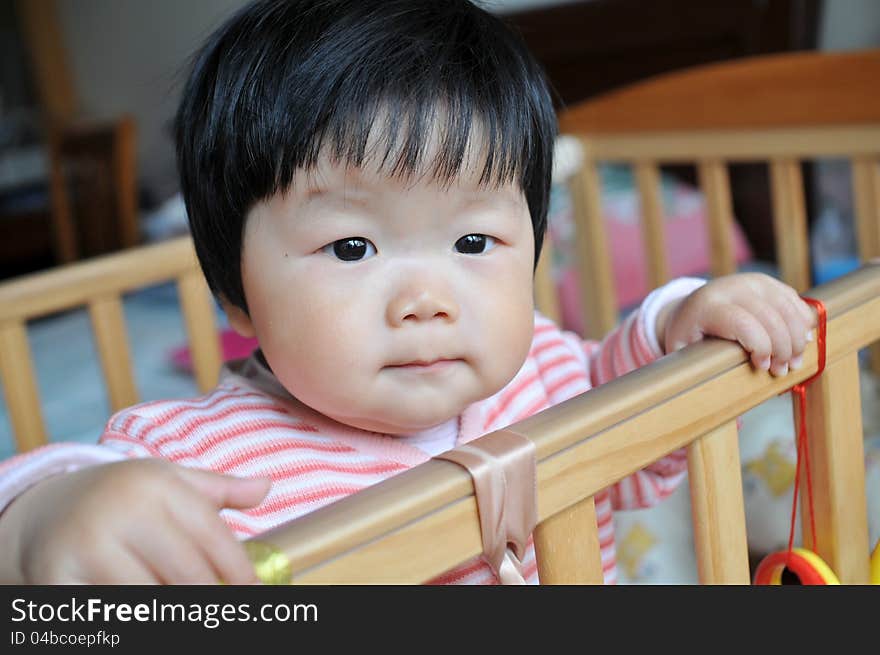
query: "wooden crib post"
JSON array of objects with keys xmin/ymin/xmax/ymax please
[
  {"xmin": 769, "ymin": 158, "xmax": 811, "ymax": 293},
  {"xmin": 533, "ymin": 495, "xmax": 605, "ymax": 584},
  {"xmin": 568, "ymin": 145, "xmax": 618, "ymax": 339},
  {"xmin": 697, "ymin": 160, "xmax": 737, "ymax": 279},
  {"xmin": 177, "ymin": 271, "xmax": 222, "ymax": 393},
  {"xmin": 89, "ymin": 294, "xmax": 139, "ymax": 411},
  {"xmin": 0, "ymin": 321, "xmax": 47, "ymax": 451},
  {"xmin": 797, "ymin": 352, "xmax": 870, "ymax": 583},
  {"xmin": 687, "ymin": 420, "xmax": 750, "ymax": 584},
  {"xmin": 534, "ymin": 234, "xmax": 562, "ymax": 325},
  {"xmin": 852, "ymin": 156, "xmax": 880, "ymax": 375},
  {"xmin": 634, "ymin": 161, "xmax": 669, "ymax": 289}
]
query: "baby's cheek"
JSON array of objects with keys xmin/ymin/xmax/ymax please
[{"xmin": 479, "ymin": 294, "xmax": 535, "ymax": 391}]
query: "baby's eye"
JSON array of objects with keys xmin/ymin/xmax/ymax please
[
  {"xmin": 454, "ymin": 234, "xmax": 497, "ymax": 255},
  {"xmin": 321, "ymin": 237, "xmax": 376, "ymax": 261}
]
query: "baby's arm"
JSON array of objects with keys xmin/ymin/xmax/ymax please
[
  {"xmin": 578, "ymin": 278, "xmax": 704, "ymax": 509},
  {"xmin": 0, "ymin": 414, "xmax": 269, "ymax": 584}
]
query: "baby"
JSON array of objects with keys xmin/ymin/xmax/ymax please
[{"xmin": 0, "ymin": 0, "xmax": 813, "ymax": 584}]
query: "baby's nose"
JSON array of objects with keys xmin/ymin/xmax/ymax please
[{"xmin": 387, "ymin": 287, "xmax": 459, "ymax": 326}]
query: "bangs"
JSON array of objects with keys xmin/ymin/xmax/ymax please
[
  {"xmin": 282, "ymin": 86, "xmax": 533, "ymax": 192},
  {"xmin": 261, "ymin": 10, "xmax": 547, "ymax": 195}
]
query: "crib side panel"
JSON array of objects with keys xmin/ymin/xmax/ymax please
[
  {"xmin": 0, "ymin": 322, "xmax": 47, "ymax": 451},
  {"xmin": 687, "ymin": 420, "xmax": 750, "ymax": 584}
]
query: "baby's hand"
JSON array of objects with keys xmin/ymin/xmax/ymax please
[
  {"xmin": 0, "ymin": 459, "xmax": 271, "ymax": 584},
  {"xmin": 660, "ymin": 273, "xmax": 815, "ymax": 376}
]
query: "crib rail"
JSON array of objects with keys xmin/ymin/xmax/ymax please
[
  {"xmin": 0, "ymin": 236, "xmax": 221, "ymax": 452},
  {"xmin": 247, "ymin": 264, "xmax": 880, "ymax": 584},
  {"xmin": 537, "ymin": 125, "xmax": 880, "ymax": 378}
]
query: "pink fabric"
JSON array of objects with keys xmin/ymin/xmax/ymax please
[
  {"xmin": 435, "ymin": 429, "xmax": 537, "ymax": 585},
  {"xmin": 170, "ymin": 330, "xmax": 258, "ymax": 372},
  {"xmin": 550, "ymin": 181, "xmax": 752, "ymax": 337}
]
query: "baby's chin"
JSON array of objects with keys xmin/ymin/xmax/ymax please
[
  {"xmin": 328, "ymin": 405, "xmax": 465, "ymax": 436},
  {"xmin": 354, "ymin": 415, "xmax": 459, "ymax": 436}
]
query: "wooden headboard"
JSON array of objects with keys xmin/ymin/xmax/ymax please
[{"xmin": 504, "ymin": 0, "xmax": 821, "ymax": 108}]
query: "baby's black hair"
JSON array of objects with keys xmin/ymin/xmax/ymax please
[{"xmin": 175, "ymin": 0, "xmax": 557, "ymax": 311}]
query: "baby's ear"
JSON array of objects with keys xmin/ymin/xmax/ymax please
[{"xmin": 220, "ymin": 298, "xmax": 256, "ymax": 338}]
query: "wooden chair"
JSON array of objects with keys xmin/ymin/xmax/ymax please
[
  {"xmin": 535, "ymin": 49, "xmax": 880, "ymax": 374},
  {"xmin": 14, "ymin": 0, "xmax": 140, "ymax": 266},
  {"xmin": 46, "ymin": 115, "xmax": 141, "ymax": 264},
  {"xmin": 0, "ymin": 236, "xmax": 221, "ymax": 452},
  {"xmin": 246, "ymin": 264, "xmax": 879, "ymax": 584}
]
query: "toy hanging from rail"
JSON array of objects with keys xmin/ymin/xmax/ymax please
[{"xmin": 753, "ymin": 297, "xmax": 880, "ymax": 585}]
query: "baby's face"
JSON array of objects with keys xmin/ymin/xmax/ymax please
[{"xmin": 232, "ymin": 157, "xmax": 536, "ymax": 434}]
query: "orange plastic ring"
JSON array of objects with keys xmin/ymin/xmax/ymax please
[
  {"xmin": 753, "ymin": 548, "xmax": 840, "ymax": 585},
  {"xmin": 871, "ymin": 540, "xmax": 880, "ymax": 585}
]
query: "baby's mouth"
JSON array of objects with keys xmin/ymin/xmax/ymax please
[{"xmin": 385, "ymin": 358, "xmax": 461, "ymax": 372}]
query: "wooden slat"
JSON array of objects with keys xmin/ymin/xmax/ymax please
[
  {"xmin": 797, "ymin": 353, "xmax": 870, "ymax": 583},
  {"xmin": 568, "ymin": 148, "xmax": 618, "ymax": 338},
  {"xmin": 852, "ymin": 157, "xmax": 880, "ymax": 259},
  {"xmin": 583, "ymin": 126, "xmax": 880, "ymax": 163},
  {"xmin": 0, "ymin": 321, "xmax": 47, "ymax": 451},
  {"xmin": 46, "ymin": 130, "xmax": 78, "ymax": 263},
  {"xmin": 88, "ymin": 294, "xmax": 138, "ymax": 411},
  {"xmin": 177, "ymin": 271, "xmax": 222, "ymax": 393},
  {"xmin": 533, "ymin": 496, "xmax": 604, "ymax": 584},
  {"xmin": 769, "ymin": 158, "xmax": 811, "ymax": 293},
  {"xmin": 697, "ymin": 160, "xmax": 737, "ymax": 278},
  {"xmin": 852, "ymin": 156, "xmax": 880, "ymax": 375},
  {"xmin": 0, "ymin": 237, "xmax": 199, "ymax": 323},
  {"xmin": 634, "ymin": 161, "xmax": 669, "ymax": 288},
  {"xmin": 687, "ymin": 421, "xmax": 750, "ymax": 584},
  {"xmin": 113, "ymin": 117, "xmax": 140, "ymax": 249},
  {"xmin": 533, "ymin": 234, "xmax": 561, "ymax": 325}
]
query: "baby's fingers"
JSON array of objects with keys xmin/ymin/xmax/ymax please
[
  {"xmin": 125, "ymin": 516, "xmax": 226, "ymax": 584},
  {"xmin": 739, "ymin": 297, "xmax": 800, "ymax": 375},
  {"xmin": 58, "ymin": 543, "xmax": 160, "ymax": 585},
  {"xmin": 165, "ymin": 495, "xmax": 260, "ymax": 585},
  {"xmin": 701, "ymin": 304, "xmax": 773, "ymax": 371},
  {"xmin": 773, "ymin": 294, "xmax": 811, "ymax": 367},
  {"xmin": 176, "ymin": 467, "xmax": 271, "ymax": 511},
  {"xmin": 775, "ymin": 278, "xmax": 815, "ymax": 327}
]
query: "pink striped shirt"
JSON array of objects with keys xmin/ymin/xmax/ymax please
[{"xmin": 0, "ymin": 278, "xmax": 704, "ymax": 584}]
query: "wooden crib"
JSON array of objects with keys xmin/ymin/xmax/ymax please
[{"xmin": 0, "ymin": 49, "xmax": 877, "ymax": 584}]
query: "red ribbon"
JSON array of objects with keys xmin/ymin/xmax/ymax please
[{"xmin": 785, "ymin": 297, "xmax": 827, "ymax": 565}]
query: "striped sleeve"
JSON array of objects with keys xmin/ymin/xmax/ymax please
[
  {"xmin": 585, "ymin": 277, "xmax": 707, "ymax": 384},
  {"xmin": 0, "ymin": 442, "xmax": 139, "ymax": 517},
  {"xmin": 0, "ymin": 401, "xmax": 178, "ymax": 516},
  {"xmin": 583, "ymin": 277, "xmax": 706, "ymax": 510}
]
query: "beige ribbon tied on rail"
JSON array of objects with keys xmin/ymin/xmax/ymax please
[{"xmin": 434, "ymin": 429, "xmax": 538, "ymax": 585}]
